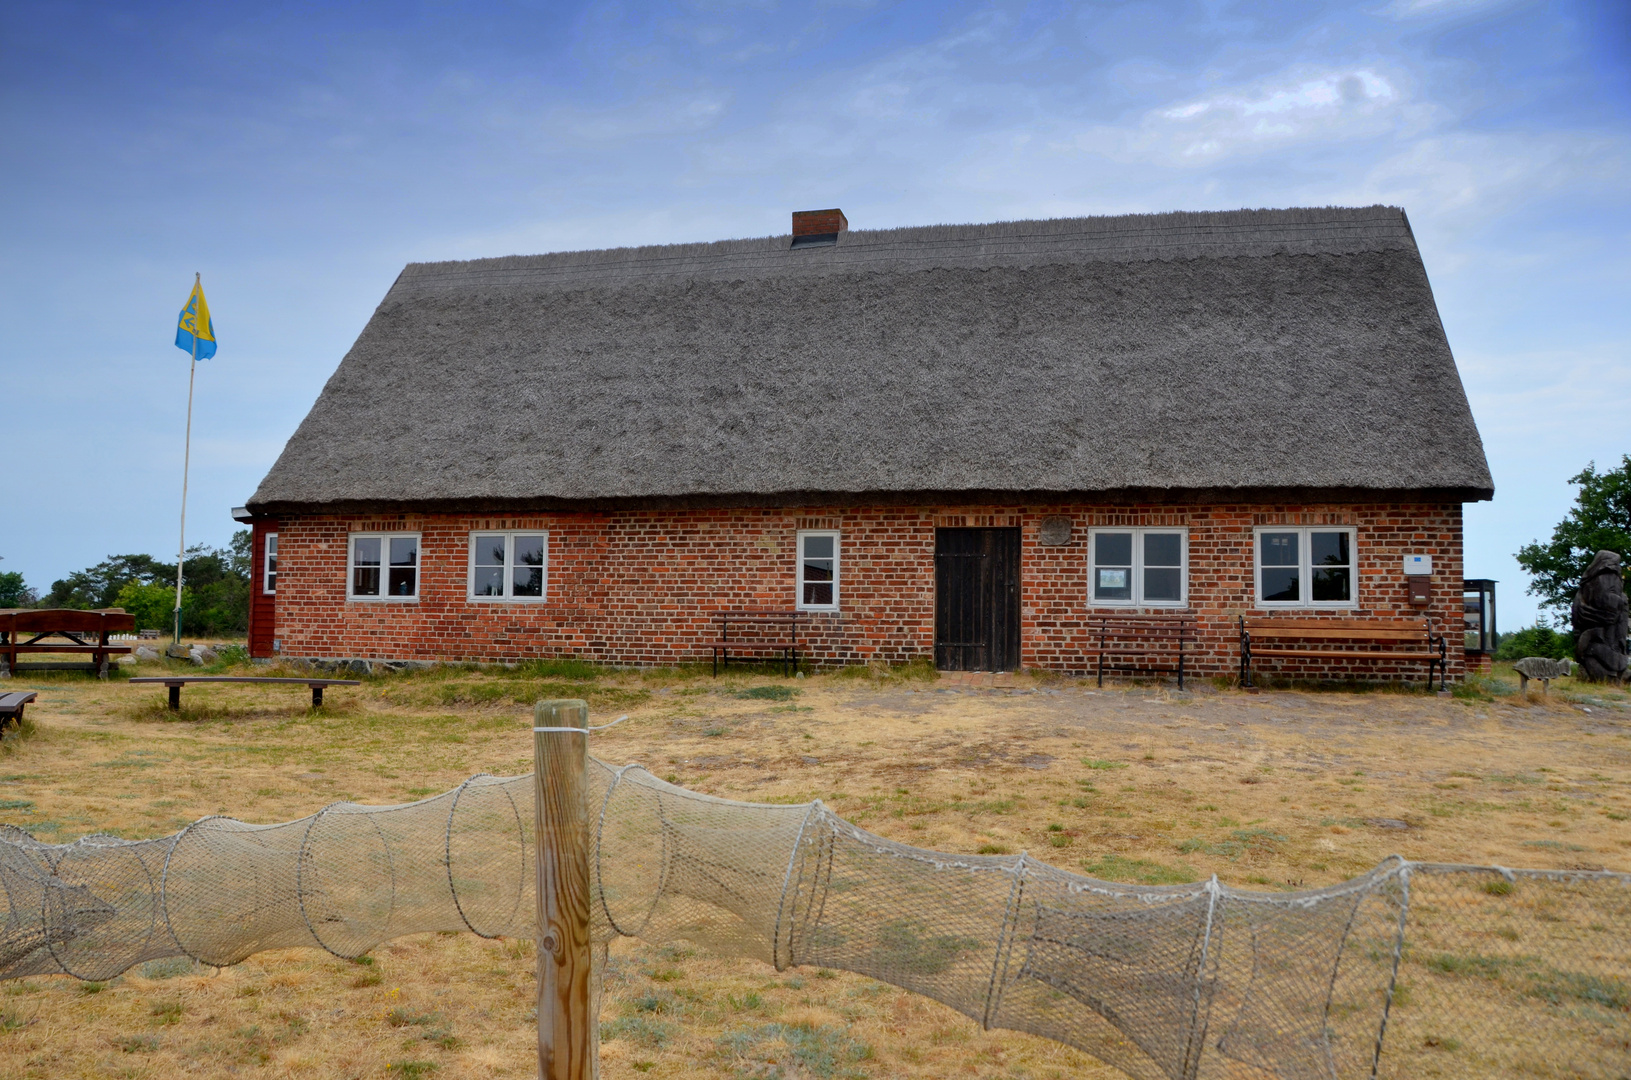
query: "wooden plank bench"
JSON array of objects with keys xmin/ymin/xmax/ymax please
[
  {"xmin": 1238, "ymin": 616, "xmax": 1446, "ymax": 690},
  {"xmin": 128, "ymin": 676, "xmax": 362, "ymax": 711},
  {"xmin": 0, "ymin": 691, "xmax": 37, "ymax": 732},
  {"xmin": 1086, "ymin": 614, "xmax": 1194, "ymax": 690},
  {"xmin": 1, "ymin": 609, "xmax": 134, "ymax": 677},
  {"xmin": 709, "ymin": 611, "xmax": 807, "ymax": 677}
]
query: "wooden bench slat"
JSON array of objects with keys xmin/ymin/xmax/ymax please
[
  {"xmin": 1242, "ymin": 628, "xmax": 1424, "ymax": 641},
  {"xmin": 1250, "ymin": 648, "xmax": 1441, "ymax": 659}
]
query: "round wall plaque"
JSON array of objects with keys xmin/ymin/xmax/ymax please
[{"xmin": 1038, "ymin": 516, "xmax": 1073, "ymax": 546}]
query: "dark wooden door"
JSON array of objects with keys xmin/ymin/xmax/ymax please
[{"xmin": 935, "ymin": 528, "xmax": 1021, "ymax": 671}]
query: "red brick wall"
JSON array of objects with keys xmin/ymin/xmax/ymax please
[{"xmin": 269, "ymin": 502, "xmax": 1466, "ymax": 682}]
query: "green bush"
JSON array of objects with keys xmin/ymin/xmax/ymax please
[
  {"xmin": 1494, "ymin": 625, "xmax": 1575, "ymax": 662},
  {"xmin": 115, "ymin": 581, "xmax": 178, "ymax": 632}
]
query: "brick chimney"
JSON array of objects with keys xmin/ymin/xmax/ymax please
[{"xmin": 791, "ymin": 208, "xmax": 847, "ymax": 248}]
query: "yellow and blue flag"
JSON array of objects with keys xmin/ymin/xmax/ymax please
[{"xmin": 175, "ymin": 277, "xmax": 217, "ymax": 359}]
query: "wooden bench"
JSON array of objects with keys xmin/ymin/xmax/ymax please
[
  {"xmin": 1085, "ymin": 614, "xmax": 1194, "ymax": 690},
  {"xmin": 709, "ymin": 611, "xmax": 807, "ymax": 677},
  {"xmin": 0, "ymin": 691, "xmax": 37, "ymax": 732},
  {"xmin": 128, "ymin": 676, "xmax": 362, "ymax": 710},
  {"xmin": 1238, "ymin": 616, "xmax": 1447, "ymax": 690},
  {"xmin": 1, "ymin": 609, "xmax": 135, "ymax": 678}
]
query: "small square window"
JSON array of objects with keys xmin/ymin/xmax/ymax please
[
  {"xmin": 1256, "ymin": 528, "xmax": 1355, "ymax": 607},
  {"xmin": 467, "ymin": 532, "xmax": 549, "ymax": 601},
  {"xmin": 797, "ymin": 531, "xmax": 839, "ymax": 610},
  {"xmin": 349, "ymin": 533, "xmax": 419, "ymax": 600},
  {"xmin": 1089, "ymin": 528, "xmax": 1187, "ymax": 606}
]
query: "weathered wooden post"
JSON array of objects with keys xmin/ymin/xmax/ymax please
[{"xmin": 533, "ymin": 699, "xmax": 596, "ymax": 1080}]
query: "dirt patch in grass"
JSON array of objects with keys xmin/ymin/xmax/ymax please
[{"xmin": 0, "ymin": 660, "xmax": 1627, "ymax": 1076}]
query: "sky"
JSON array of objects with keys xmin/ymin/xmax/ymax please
[{"xmin": 1, "ymin": 0, "xmax": 1627, "ymax": 629}]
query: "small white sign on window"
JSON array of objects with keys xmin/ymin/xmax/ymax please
[
  {"xmin": 1403, "ymin": 554, "xmax": 1433, "ymax": 576},
  {"xmin": 1098, "ymin": 569, "xmax": 1128, "ymax": 589}
]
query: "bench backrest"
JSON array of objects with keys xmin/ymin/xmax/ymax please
[
  {"xmin": 1243, "ymin": 617, "xmax": 1430, "ymax": 641},
  {"xmin": 11, "ymin": 609, "xmax": 137, "ymax": 635}
]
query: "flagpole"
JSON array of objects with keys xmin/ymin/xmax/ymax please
[{"xmin": 173, "ymin": 273, "xmax": 200, "ymax": 646}]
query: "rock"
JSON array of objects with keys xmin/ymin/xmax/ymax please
[
  {"xmin": 165, "ymin": 643, "xmax": 191, "ymax": 660},
  {"xmin": 346, "ymin": 659, "xmax": 372, "ymax": 676},
  {"xmin": 1366, "ymin": 818, "xmax": 1411, "ymax": 830},
  {"xmin": 134, "ymin": 646, "xmax": 160, "ymax": 661},
  {"xmin": 1573, "ymin": 550, "xmax": 1629, "ymax": 682}
]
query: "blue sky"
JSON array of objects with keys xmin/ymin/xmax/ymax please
[{"xmin": 1, "ymin": 0, "xmax": 1626, "ymax": 629}]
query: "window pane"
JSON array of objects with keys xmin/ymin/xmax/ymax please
[
  {"xmin": 1095, "ymin": 568, "xmax": 1131, "ymax": 601},
  {"xmin": 803, "ymin": 535, "xmax": 834, "ymax": 560},
  {"xmin": 514, "ymin": 535, "xmax": 546, "ymax": 568},
  {"xmin": 472, "ymin": 567, "xmax": 504, "ymax": 596},
  {"xmin": 1262, "ymin": 567, "xmax": 1300, "ymax": 602},
  {"xmin": 473, "ymin": 534, "xmax": 506, "ymax": 567},
  {"xmin": 512, "ymin": 566, "xmax": 544, "ymax": 597},
  {"xmin": 1144, "ymin": 567, "xmax": 1182, "ymax": 602},
  {"xmin": 265, "ymin": 535, "xmax": 278, "ymax": 594},
  {"xmin": 1261, "ymin": 532, "xmax": 1298, "ymax": 566},
  {"xmin": 1095, "ymin": 532, "xmax": 1132, "ymax": 567},
  {"xmin": 352, "ymin": 537, "xmax": 380, "ymax": 596},
  {"xmin": 1311, "ymin": 531, "xmax": 1350, "ymax": 567},
  {"xmin": 1312, "ymin": 567, "xmax": 1351, "ymax": 602},
  {"xmin": 803, "ymin": 581, "xmax": 833, "ymax": 606},
  {"xmin": 388, "ymin": 536, "xmax": 417, "ymax": 596},
  {"xmin": 1144, "ymin": 533, "xmax": 1181, "ymax": 568}
]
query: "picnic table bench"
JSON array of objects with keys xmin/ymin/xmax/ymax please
[
  {"xmin": 128, "ymin": 676, "xmax": 362, "ymax": 711},
  {"xmin": 1, "ymin": 609, "xmax": 134, "ymax": 677},
  {"xmin": 1238, "ymin": 616, "xmax": 1447, "ymax": 691},
  {"xmin": 709, "ymin": 611, "xmax": 807, "ymax": 677},
  {"xmin": 0, "ymin": 691, "xmax": 37, "ymax": 732},
  {"xmin": 1085, "ymin": 613, "xmax": 1194, "ymax": 689}
]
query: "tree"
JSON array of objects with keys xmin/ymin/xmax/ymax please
[
  {"xmin": 0, "ymin": 571, "xmax": 35, "ymax": 608},
  {"xmin": 1515, "ymin": 456, "xmax": 1631, "ymax": 616},
  {"xmin": 1494, "ymin": 624, "xmax": 1575, "ymax": 662},
  {"xmin": 115, "ymin": 581, "xmax": 179, "ymax": 632},
  {"xmin": 39, "ymin": 531, "xmax": 253, "ymax": 634}
]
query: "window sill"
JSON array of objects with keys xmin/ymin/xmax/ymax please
[
  {"xmin": 347, "ymin": 596, "xmax": 420, "ymax": 604},
  {"xmin": 466, "ymin": 596, "xmax": 551, "ymax": 604}
]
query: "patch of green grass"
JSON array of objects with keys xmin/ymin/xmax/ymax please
[
  {"xmin": 1081, "ymin": 758, "xmax": 1127, "ymax": 770},
  {"xmin": 139, "ymin": 956, "xmax": 196, "ymax": 979},
  {"xmin": 1525, "ymin": 969, "xmax": 1630, "ymax": 1010},
  {"xmin": 501, "ymin": 657, "xmax": 604, "ymax": 681},
  {"xmin": 871, "ymin": 919, "xmax": 980, "ymax": 976},
  {"xmin": 717, "ymin": 1022, "xmax": 874, "ymax": 1079},
  {"xmin": 735, "ymin": 685, "xmax": 798, "ymax": 701},
  {"xmin": 119, "ymin": 1034, "xmax": 161, "ymax": 1053},
  {"xmin": 386, "ymin": 1063, "xmax": 439, "ymax": 1079},
  {"xmin": 601, "ymin": 1014, "xmax": 676, "ymax": 1047},
  {"xmin": 1177, "ymin": 828, "xmax": 1286, "ymax": 861},
  {"xmin": 975, "ymin": 843, "xmax": 1012, "ymax": 855},
  {"xmin": 0, "ymin": 798, "xmax": 34, "ymax": 810},
  {"xmin": 1081, "ymin": 854, "xmax": 1198, "ymax": 885},
  {"xmin": 150, "ymin": 1000, "xmax": 184, "ymax": 1025}
]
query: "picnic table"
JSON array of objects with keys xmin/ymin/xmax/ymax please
[
  {"xmin": 709, "ymin": 611, "xmax": 807, "ymax": 677},
  {"xmin": 128, "ymin": 676, "xmax": 362, "ymax": 710},
  {"xmin": 0, "ymin": 608, "xmax": 134, "ymax": 678}
]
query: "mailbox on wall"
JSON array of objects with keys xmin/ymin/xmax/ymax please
[{"xmin": 1404, "ymin": 554, "xmax": 1432, "ymax": 607}]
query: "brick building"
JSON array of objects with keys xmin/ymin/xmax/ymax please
[{"xmin": 239, "ymin": 207, "xmax": 1493, "ymax": 681}]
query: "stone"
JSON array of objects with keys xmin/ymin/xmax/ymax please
[
  {"xmin": 1512, "ymin": 656, "xmax": 1572, "ymax": 694},
  {"xmin": 192, "ymin": 646, "xmax": 218, "ymax": 665},
  {"xmin": 1572, "ymin": 550, "xmax": 1630, "ymax": 683},
  {"xmin": 134, "ymin": 645, "xmax": 160, "ymax": 661},
  {"xmin": 1038, "ymin": 516, "xmax": 1073, "ymax": 546},
  {"xmin": 165, "ymin": 643, "xmax": 191, "ymax": 659}
]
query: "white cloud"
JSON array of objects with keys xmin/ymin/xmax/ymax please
[
  {"xmin": 545, "ymin": 90, "xmax": 732, "ymax": 142},
  {"xmin": 1379, "ymin": 0, "xmax": 1521, "ymax": 19},
  {"xmin": 1072, "ymin": 66, "xmax": 1419, "ymax": 165}
]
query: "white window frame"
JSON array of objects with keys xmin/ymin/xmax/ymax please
[
  {"xmin": 1253, "ymin": 526, "xmax": 1358, "ymax": 609},
  {"xmin": 796, "ymin": 530, "xmax": 840, "ymax": 612},
  {"xmin": 263, "ymin": 533, "xmax": 278, "ymax": 595},
  {"xmin": 347, "ymin": 532, "xmax": 421, "ymax": 602},
  {"xmin": 466, "ymin": 531, "xmax": 550, "ymax": 602},
  {"xmin": 1087, "ymin": 527, "xmax": 1189, "ymax": 607}
]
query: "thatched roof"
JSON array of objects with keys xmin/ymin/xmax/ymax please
[{"xmin": 248, "ymin": 206, "xmax": 1492, "ymax": 514}]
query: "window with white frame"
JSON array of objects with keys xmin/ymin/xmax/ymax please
[
  {"xmin": 349, "ymin": 533, "xmax": 420, "ymax": 600},
  {"xmin": 468, "ymin": 532, "xmax": 548, "ymax": 600},
  {"xmin": 263, "ymin": 534, "xmax": 278, "ymax": 594},
  {"xmin": 797, "ymin": 531, "xmax": 839, "ymax": 610},
  {"xmin": 1255, "ymin": 527, "xmax": 1356, "ymax": 606},
  {"xmin": 1089, "ymin": 528, "xmax": 1187, "ymax": 605}
]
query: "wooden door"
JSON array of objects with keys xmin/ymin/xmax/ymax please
[{"xmin": 934, "ymin": 528, "xmax": 1021, "ymax": 671}]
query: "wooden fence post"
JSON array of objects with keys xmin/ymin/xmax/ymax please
[{"xmin": 533, "ymin": 699, "xmax": 596, "ymax": 1080}]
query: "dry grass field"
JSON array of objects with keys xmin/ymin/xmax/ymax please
[{"xmin": 1, "ymin": 654, "xmax": 1628, "ymax": 1079}]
